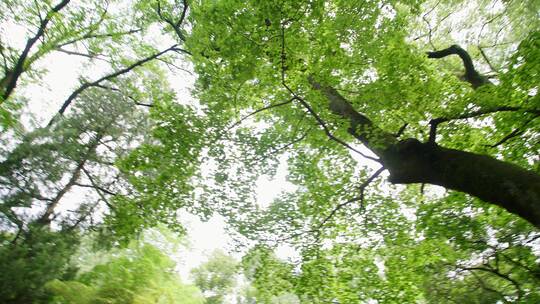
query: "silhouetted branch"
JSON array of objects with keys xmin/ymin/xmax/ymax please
[
  {"xmin": 57, "ymin": 28, "xmax": 141, "ymax": 48},
  {"xmin": 157, "ymin": 0, "xmax": 189, "ymax": 41},
  {"xmin": 255, "ymin": 127, "xmax": 312, "ymax": 162},
  {"xmin": 429, "ymin": 107, "xmax": 539, "ymax": 143},
  {"xmin": 56, "ymin": 47, "xmax": 111, "ymax": 62},
  {"xmin": 427, "ymin": 44, "xmax": 491, "ymax": 89},
  {"xmin": 1, "ymin": 0, "xmax": 71, "ymax": 102},
  {"xmin": 394, "ymin": 123, "xmax": 408, "ymax": 138},
  {"xmin": 278, "ymin": 24, "xmax": 380, "ymax": 162},
  {"xmin": 489, "ymin": 115, "xmax": 539, "ymax": 148},
  {"xmin": 317, "ymin": 167, "xmax": 385, "ymax": 229},
  {"xmin": 459, "ymin": 266, "xmax": 522, "ymax": 300}
]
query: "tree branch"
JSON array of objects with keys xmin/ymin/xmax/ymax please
[
  {"xmin": 278, "ymin": 25, "xmax": 380, "ymax": 162},
  {"xmin": 488, "ymin": 114, "xmax": 539, "ymax": 148},
  {"xmin": 317, "ymin": 167, "xmax": 385, "ymax": 230},
  {"xmin": 226, "ymin": 97, "xmax": 294, "ymax": 131},
  {"xmin": 156, "ymin": 0, "xmax": 189, "ymax": 41},
  {"xmin": 56, "ymin": 47, "xmax": 111, "ymax": 62},
  {"xmin": 1, "ymin": 0, "xmax": 71, "ymax": 103},
  {"xmin": 427, "ymin": 44, "xmax": 491, "ymax": 89},
  {"xmin": 48, "ymin": 44, "xmax": 178, "ymax": 126},
  {"xmin": 57, "ymin": 28, "xmax": 141, "ymax": 48},
  {"xmin": 429, "ymin": 106, "xmax": 540, "ymax": 143},
  {"xmin": 460, "ymin": 266, "xmax": 523, "ymax": 300},
  {"xmin": 255, "ymin": 127, "xmax": 312, "ymax": 162},
  {"xmin": 73, "ymin": 182, "xmax": 117, "ymax": 196}
]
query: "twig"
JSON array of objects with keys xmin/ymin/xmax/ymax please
[
  {"xmin": 394, "ymin": 123, "xmax": 408, "ymax": 138},
  {"xmin": 317, "ymin": 167, "xmax": 385, "ymax": 229},
  {"xmin": 478, "ymin": 46, "xmax": 498, "ymax": 74},
  {"xmin": 226, "ymin": 97, "xmax": 294, "ymax": 131},
  {"xmin": 459, "ymin": 266, "xmax": 522, "ymax": 300},
  {"xmin": 275, "ymin": 167, "xmax": 385, "ymax": 243},
  {"xmin": 93, "ymin": 83, "xmax": 153, "ymax": 107},
  {"xmin": 56, "ymin": 47, "xmax": 111, "ymax": 62},
  {"xmin": 255, "ymin": 127, "xmax": 312, "ymax": 162},
  {"xmin": 57, "ymin": 28, "xmax": 141, "ymax": 48},
  {"xmin": 488, "ymin": 115, "xmax": 538, "ymax": 148}
]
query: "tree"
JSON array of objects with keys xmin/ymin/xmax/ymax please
[
  {"xmin": 0, "ymin": 87, "xmax": 153, "ymax": 302},
  {"xmin": 181, "ymin": 0, "xmax": 540, "ymax": 227},
  {"xmin": 123, "ymin": 0, "xmax": 540, "ymax": 301},
  {"xmin": 0, "ymin": 0, "xmax": 193, "ymax": 300},
  {"xmin": 191, "ymin": 250, "xmax": 238, "ymax": 304},
  {"xmin": 2, "ymin": 0, "xmax": 540, "ymax": 302},
  {"xmin": 241, "ymin": 246, "xmax": 298, "ymax": 304},
  {"xmin": 0, "ymin": 227, "xmax": 79, "ymax": 303},
  {"xmin": 46, "ymin": 242, "xmax": 204, "ymax": 304}
]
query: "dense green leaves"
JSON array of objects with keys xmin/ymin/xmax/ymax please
[{"xmin": 1, "ymin": 0, "xmax": 539, "ymax": 303}]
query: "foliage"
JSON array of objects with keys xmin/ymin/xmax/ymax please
[
  {"xmin": 176, "ymin": 0, "xmax": 539, "ymax": 302},
  {"xmin": 0, "ymin": 227, "xmax": 79, "ymax": 303},
  {"xmin": 1, "ymin": 0, "xmax": 539, "ymax": 303},
  {"xmin": 190, "ymin": 250, "xmax": 239, "ymax": 304},
  {"xmin": 46, "ymin": 242, "xmax": 204, "ymax": 304}
]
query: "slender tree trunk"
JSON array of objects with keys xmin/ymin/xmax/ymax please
[{"xmin": 35, "ymin": 132, "xmax": 103, "ymax": 226}]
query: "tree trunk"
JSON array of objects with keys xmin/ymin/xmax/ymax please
[
  {"xmin": 312, "ymin": 82, "xmax": 540, "ymax": 229},
  {"xmin": 382, "ymin": 139, "xmax": 540, "ymax": 228}
]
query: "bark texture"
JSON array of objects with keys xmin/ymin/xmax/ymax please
[{"xmin": 382, "ymin": 139, "xmax": 540, "ymax": 228}]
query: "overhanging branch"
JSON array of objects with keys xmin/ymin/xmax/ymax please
[
  {"xmin": 278, "ymin": 24, "xmax": 380, "ymax": 162},
  {"xmin": 427, "ymin": 44, "xmax": 491, "ymax": 89}
]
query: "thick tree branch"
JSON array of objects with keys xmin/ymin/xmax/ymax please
[
  {"xmin": 427, "ymin": 45, "xmax": 491, "ymax": 89},
  {"xmin": 1, "ymin": 0, "xmax": 70, "ymax": 103},
  {"xmin": 157, "ymin": 0, "xmax": 189, "ymax": 41}
]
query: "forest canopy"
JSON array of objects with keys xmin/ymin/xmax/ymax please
[{"xmin": 0, "ymin": 0, "xmax": 539, "ymax": 303}]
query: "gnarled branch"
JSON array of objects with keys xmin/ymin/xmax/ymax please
[{"xmin": 427, "ymin": 45, "xmax": 491, "ymax": 89}]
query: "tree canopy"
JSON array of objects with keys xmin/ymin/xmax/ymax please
[{"xmin": 1, "ymin": 0, "xmax": 539, "ymax": 303}]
